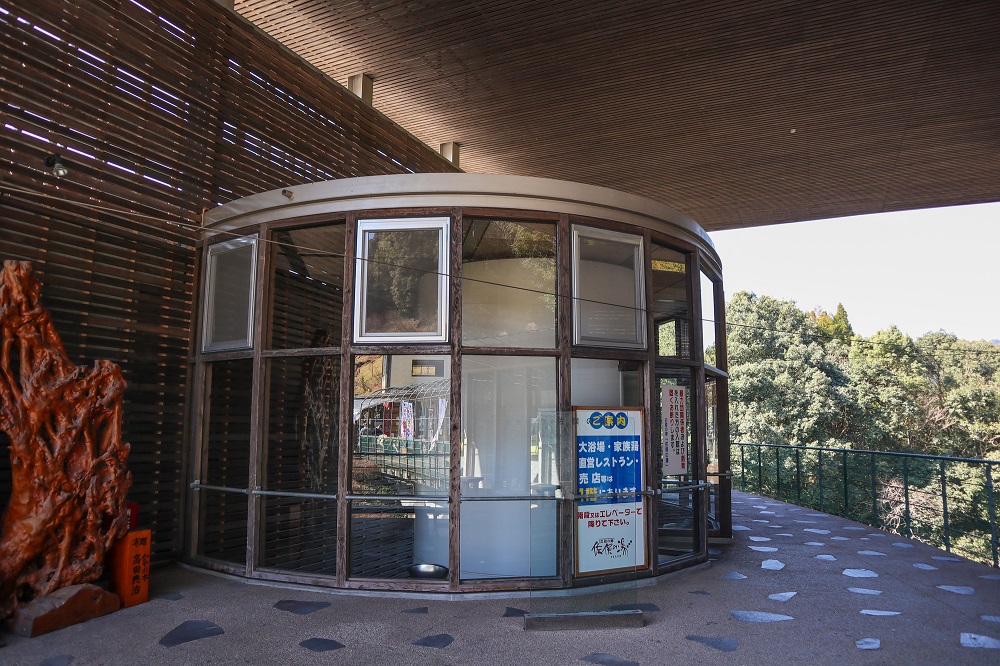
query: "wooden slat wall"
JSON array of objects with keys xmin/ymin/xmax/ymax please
[{"xmin": 0, "ymin": 0, "xmax": 458, "ymax": 563}]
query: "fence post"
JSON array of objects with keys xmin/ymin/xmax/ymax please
[
  {"xmin": 903, "ymin": 456, "xmax": 912, "ymax": 539},
  {"xmin": 987, "ymin": 463, "xmax": 998, "ymax": 568},
  {"xmin": 818, "ymin": 449, "xmax": 824, "ymax": 512},
  {"xmin": 870, "ymin": 452, "xmax": 878, "ymax": 527},
  {"xmin": 842, "ymin": 451, "xmax": 849, "ymax": 517},
  {"xmin": 758, "ymin": 446, "xmax": 763, "ymax": 494},
  {"xmin": 795, "ymin": 447, "xmax": 802, "ymax": 505},
  {"xmin": 775, "ymin": 447, "xmax": 781, "ymax": 500},
  {"xmin": 740, "ymin": 444, "xmax": 747, "ymax": 491},
  {"xmin": 940, "ymin": 459, "xmax": 951, "ymax": 553}
]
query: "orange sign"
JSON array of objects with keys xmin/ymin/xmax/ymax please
[{"xmin": 109, "ymin": 529, "xmax": 151, "ymax": 608}]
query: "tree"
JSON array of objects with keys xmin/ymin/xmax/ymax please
[{"xmin": 727, "ymin": 292, "xmax": 854, "ymax": 446}]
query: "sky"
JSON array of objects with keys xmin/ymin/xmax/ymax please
[{"xmin": 708, "ymin": 201, "xmax": 1000, "ymax": 343}]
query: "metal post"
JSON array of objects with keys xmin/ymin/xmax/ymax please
[
  {"xmin": 740, "ymin": 444, "xmax": 746, "ymax": 491},
  {"xmin": 870, "ymin": 452, "xmax": 878, "ymax": 527},
  {"xmin": 903, "ymin": 456, "xmax": 912, "ymax": 538},
  {"xmin": 940, "ymin": 460, "xmax": 951, "ymax": 552},
  {"xmin": 986, "ymin": 463, "xmax": 998, "ymax": 568},
  {"xmin": 818, "ymin": 449, "xmax": 824, "ymax": 512},
  {"xmin": 795, "ymin": 447, "xmax": 802, "ymax": 505},
  {"xmin": 842, "ymin": 451, "xmax": 849, "ymax": 517},
  {"xmin": 775, "ymin": 447, "xmax": 781, "ymax": 500},
  {"xmin": 757, "ymin": 446, "xmax": 763, "ymax": 494}
]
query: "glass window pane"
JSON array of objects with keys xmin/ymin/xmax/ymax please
[
  {"xmin": 460, "ymin": 356, "xmax": 558, "ymax": 579},
  {"xmin": 351, "ymin": 354, "xmax": 450, "ymax": 497},
  {"xmin": 270, "ymin": 224, "xmax": 345, "ymax": 349},
  {"xmin": 203, "ymin": 236, "xmax": 256, "ymax": 351},
  {"xmin": 462, "ymin": 218, "xmax": 556, "ymax": 348},
  {"xmin": 261, "ymin": 496, "xmax": 337, "ymax": 576},
  {"xmin": 573, "ymin": 227, "xmax": 645, "ymax": 348},
  {"xmin": 197, "ymin": 489, "xmax": 248, "ymax": 564},
  {"xmin": 349, "ymin": 501, "xmax": 448, "ymax": 579},
  {"xmin": 656, "ymin": 369, "xmax": 698, "ymax": 566},
  {"xmin": 701, "ymin": 270, "xmax": 717, "ymax": 364},
  {"xmin": 265, "ymin": 357, "xmax": 340, "ymax": 494},
  {"xmin": 355, "ymin": 218, "xmax": 449, "ymax": 342},
  {"xmin": 197, "ymin": 358, "xmax": 253, "ymax": 564},
  {"xmin": 651, "ymin": 244, "xmax": 690, "ymax": 358},
  {"xmin": 570, "ymin": 358, "xmax": 641, "ymax": 408},
  {"xmin": 203, "ymin": 358, "xmax": 254, "ymax": 489}
]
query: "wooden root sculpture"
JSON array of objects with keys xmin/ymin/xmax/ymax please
[{"xmin": 0, "ymin": 260, "xmax": 132, "ymax": 620}]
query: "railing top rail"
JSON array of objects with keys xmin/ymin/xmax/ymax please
[{"xmin": 734, "ymin": 442, "xmax": 1000, "ymax": 466}]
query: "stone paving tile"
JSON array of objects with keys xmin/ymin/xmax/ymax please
[{"xmin": 4, "ymin": 488, "xmax": 1000, "ymax": 666}]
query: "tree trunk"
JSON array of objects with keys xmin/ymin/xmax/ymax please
[{"xmin": 0, "ymin": 260, "xmax": 131, "ymax": 619}]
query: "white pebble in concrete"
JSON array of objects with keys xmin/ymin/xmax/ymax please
[
  {"xmin": 814, "ymin": 555, "xmax": 837, "ymax": 561},
  {"xmin": 761, "ymin": 560, "xmax": 785, "ymax": 570},
  {"xmin": 843, "ymin": 569, "xmax": 879, "ymax": 578},
  {"xmin": 857, "ymin": 550, "xmax": 886, "ymax": 556},
  {"xmin": 749, "ymin": 546, "xmax": 778, "ymax": 552},
  {"xmin": 731, "ymin": 611, "xmax": 794, "ymax": 623},
  {"xmin": 848, "ymin": 588, "xmax": 882, "ymax": 595},
  {"xmin": 937, "ymin": 585, "xmax": 974, "ymax": 595},
  {"xmin": 961, "ymin": 633, "xmax": 1000, "ymax": 649},
  {"xmin": 768, "ymin": 592, "xmax": 796, "ymax": 601},
  {"xmin": 856, "ymin": 638, "xmax": 881, "ymax": 650},
  {"xmin": 913, "ymin": 563, "xmax": 938, "ymax": 570},
  {"xmin": 861, "ymin": 610, "xmax": 901, "ymax": 616}
]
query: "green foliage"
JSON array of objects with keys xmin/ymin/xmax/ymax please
[
  {"xmin": 727, "ymin": 293, "xmax": 854, "ymax": 447},
  {"xmin": 729, "ymin": 292, "xmax": 1000, "ymax": 461}
]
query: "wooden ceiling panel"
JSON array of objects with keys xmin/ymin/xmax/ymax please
[{"xmin": 234, "ymin": 0, "xmax": 1000, "ymax": 230}]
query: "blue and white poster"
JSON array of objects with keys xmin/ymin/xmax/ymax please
[{"xmin": 575, "ymin": 407, "xmax": 647, "ymax": 575}]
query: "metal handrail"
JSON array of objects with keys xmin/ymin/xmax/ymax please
[{"xmin": 733, "ymin": 442, "xmax": 1000, "ymax": 568}]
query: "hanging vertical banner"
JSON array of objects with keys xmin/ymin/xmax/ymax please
[
  {"xmin": 400, "ymin": 401, "xmax": 414, "ymax": 440},
  {"xmin": 574, "ymin": 407, "xmax": 647, "ymax": 575},
  {"xmin": 662, "ymin": 386, "xmax": 688, "ymax": 475}
]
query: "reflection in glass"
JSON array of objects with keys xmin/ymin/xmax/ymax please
[
  {"xmin": 350, "ymin": 501, "xmax": 448, "ymax": 579},
  {"xmin": 261, "ymin": 497, "xmax": 337, "ymax": 575},
  {"xmin": 656, "ymin": 369, "xmax": 699, "ymax": 565},
  {"xmin": 265, "ymin": 356, "xmax": 340, "ymax": 494},
  {"xmin": 651, "ymin": 244, "xmax": 690, "ymax": 357},
  {"xmin": 350, "ymin": 355, "xmax": 450, "ymax": 579},
  {"xmin": 706, "ymin": 377, "xmax": 721, "ymax": 527},
  {"xmin": 460, "ymin": 356, "xmax": 558, "ymax": 578},
  {"xmin": 570, "ymin": 358, "xmax": 641, "ymax": 408},
  {"xmin": 197, "ymin": 359, "xmax": 253, "ymax": 563},
  {"xmin": 351, "ymin": 355, "xmax": 450, "ymax": 496},
  {"xmin": 573, "ymin": 227, "xmax": 645, "ymax": 348},
  {"xmin": 197, "ymin": 489, "xmax": 248, "ymax": 564},
  {"xmin": 701, "ymin": 271, "xmax": 717, "ymax": 364},
  {"xmin": 355, "ymin": 218, "xmax": 449, "ymax": 342},
  {"xmin": 270, "ymin": 224, "xmax": 344, "ymax": 349},
  {"xmin": 204, "ymin": 359, "xmax": 254, "ymax": 489},
  {"xmin": 462, "ymin": 218, "xmax": 556, "ymax": 348}
]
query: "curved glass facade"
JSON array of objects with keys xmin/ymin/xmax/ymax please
[{"xmin": 188, "ymin": 174, "xmax": 729, "ymax": 592}]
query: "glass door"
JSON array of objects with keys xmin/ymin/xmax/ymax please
[{"xmin": 655, "ymin": 368, "xmax": 700, "ymax": 567}]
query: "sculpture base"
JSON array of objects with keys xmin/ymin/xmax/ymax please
[{"xmin": 2, "ymin": 584, "xmax": 121, "ymax": 638}]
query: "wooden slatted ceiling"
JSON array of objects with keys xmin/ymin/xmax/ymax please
[
  {"xmin": 0, "ymin": 0, "xmax": 458, "ymax": 563},
  {"xmin": 236, "ymin": 0, "xmax": 1000, "ymax": 230}
]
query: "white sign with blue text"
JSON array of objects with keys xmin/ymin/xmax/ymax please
[{"xmin": 575, "ymin": 407, "xmax": 647, "ymax": 575}]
